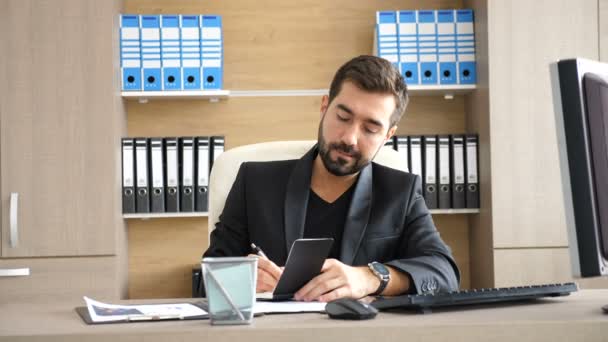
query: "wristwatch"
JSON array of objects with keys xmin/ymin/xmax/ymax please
[{"xmin": 368, "ymin": 262, "xmax": 390, "ymax": 296}]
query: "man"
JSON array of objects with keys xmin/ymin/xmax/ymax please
[{"xmin": 203, "ymin": 55, "xmax": 460, "ymax": 302}]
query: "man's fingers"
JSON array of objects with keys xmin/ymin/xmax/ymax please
[
  {"xmin": 257, "ymin": 268, "xmax": 279, "ymax": 292},
  {"xmin": 257, "ymin": 257, "xmax": 283, "ymax": 281},
  {"xmin": 318, "ymin": 286, "xmax": 350, "ymax": 303},
  {"xmin": 302, "ymin": 276, "xmax": 344, "ymax": 301},
  {"xmin": 248, "ymin": 253, "xmax": 283, "ymax": 281},
  {"xmin": 295, "ymin": 268, "xmax": 340, "ymax": 301}
]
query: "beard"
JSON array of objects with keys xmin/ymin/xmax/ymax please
[{"xmin": 317, "ymin": 116, "xmax": 377, "ymax": 176}]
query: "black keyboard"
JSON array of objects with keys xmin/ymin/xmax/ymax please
[{"xmin": 371, "ymin": 282, "xmax": 578, "ymax": 313}]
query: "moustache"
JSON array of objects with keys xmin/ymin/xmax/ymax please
[{"xmin": 329, "ymin": 142, "xmax": 361, "ymax": 158}]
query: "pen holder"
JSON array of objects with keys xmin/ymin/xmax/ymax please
[{"xmin": 202, "ymin": 257, "xmax": 258, "ymax": 325}]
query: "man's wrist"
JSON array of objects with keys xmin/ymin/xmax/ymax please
[
  {"xmin": 368, "ymin": 262, "xmax": 391, "ymax": 296},
  {"xmin": 356, "ymin": 266, "xmax": 381, "ymax": 295}
]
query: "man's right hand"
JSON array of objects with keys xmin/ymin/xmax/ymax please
[{"xmin": 248, "ymin": 254, "xmax": 283, "ymax": 293}]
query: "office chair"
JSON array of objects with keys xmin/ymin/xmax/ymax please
[{"xmin": 207, "ymin": 140, "xmax": 408, "ymax": 234}]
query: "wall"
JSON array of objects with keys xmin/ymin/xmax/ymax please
[{"xmin": 486, "ymin": 0, "xmax": 600, "ymax": 286}]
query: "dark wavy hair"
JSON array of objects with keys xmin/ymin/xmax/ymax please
[{"xmin": 328, "ymin": 55, "xmax": 409, "ymax": 128}]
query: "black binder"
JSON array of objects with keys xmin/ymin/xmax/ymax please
[
  {"xmin": 121, "ymin": 138, "xmax": 136, "ymax": 213},
  {"xmin": 192, "ymin": 266, "xmax": 203, "ymax": 297},
  {"xmin": 134, "ymin": 138, "xmax": 150, "ymax": 213},
  {"xmin": 180, "ymin": 137, "xmax": 195, "ymax": 212},
  {"xmin": 423, "ymin": 135, "xmax": 438, "ymax": 209},
  {"xmin": 395, "ymin": 136, "xmax": 410, "ymax": 173},
  {"xmin": 164, "ymin": 137, "xmax": 180, "ymax": 212},
  {"xmin": 209, "ymin": 136, "xmax": 225, "ymax": 170},
  {"xmin": 150, "ymin": 138, "xmax": 165, "ymax": 212},
  {"xmin": 409, "ymin": 136, "xmax": 423, "ymax": 178},
  {"xmin": 384, "ymin": 136, "xmax": 397, "ymax": 150},
  {"xmin": 438, "ymin": 135, "xmax": 451, "ymax": 209},
  {"xmin": 195, "ymin": 137, "xmax": 210, "ymax": 212},
  {"xmin": 465, "ymin": 134, "xmax": 479, "ymax": 208},
  {"xmin": 450, "ymin": 135, "xmax": 466, "ymax": 208}
]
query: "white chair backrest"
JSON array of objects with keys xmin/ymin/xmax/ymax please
[{"xmin": 208, "ymin": 140, "xmax": 408, "ymax": 235}]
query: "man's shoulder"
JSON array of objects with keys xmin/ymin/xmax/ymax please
[
  {"xmin": 241, "ymin": 159, "xmax": 299, "ymax": 177},
  {"xmin": 371, "ymin": 162, "xmax": 418, "ymax": 186}
]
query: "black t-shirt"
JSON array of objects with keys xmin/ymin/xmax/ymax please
[{"xmin": 303, "ymin": 185, "xmax": 355, "ymax": 259}]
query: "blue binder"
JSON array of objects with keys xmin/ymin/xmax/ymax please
[
  {"xmin": 141, "ymin": 15, "xmax": 162, "ymax": 91},
  {"xmin": 397, "ymin": 11, "xmax": 419, "ymax": 85},
  {"xmin": 437, "ymin": 10, "xmax": 457, "ymax": 84},
  {"xmin": 417, "ymin": 10, "xmax": 438, "ymax": 84},
  {"xmin": 456, "ymin": 9, "xmax": 476, "ymax": 84},
  {"xmin": 375, "ymin": 11, "xmax": 399, "ymax": 70},
  {"xmin": 120, "ymin": 15, "xmax": 142, "ymax": 91},
  {"xmin": 161, "ymin": 15, "xmax": 182, "ymax": 90},
  {"xmin": 201, "ymin": 15, "xmax": 223, "ymax": 90},
  {"xmin": 180, "ymin": 15, "xmax": 202, "ymax": 90}
]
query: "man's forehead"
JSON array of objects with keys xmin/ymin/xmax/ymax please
[{"xmin": 331, "ymin": 83, "xmax": 395, "ymax": 124}]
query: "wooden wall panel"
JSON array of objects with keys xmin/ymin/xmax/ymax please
[
  {"xmin": 464, "ymin": 0, "xmax": 494, "ymax": 289},
  {"xmin": 434, "ymin": 215, "xmax": 471, "ymax": 290},
  {"xmin": 128, "ymin": 218, "xmax": 208, "ymax": 299},
  {"xmin": 602, "ymin": 0, "xmax": 608, "ymax": 62},
  {"xmin": 0, "ymin": 257, "xmax": 121, "ymax": 304},
  {"xmin": 488, "ymin": 0, "xmax": 598, "ymax": 248},
  {"xmin": 124, "ymin": 0, "xmax": 471, "ymax": 298},
  {"xmin": 495, "ymin": 248, "xmax": 608, "ymax": 289},
  {"xmin": 493, "ymin": 248, "xmax": 572, "ymax": 287}
]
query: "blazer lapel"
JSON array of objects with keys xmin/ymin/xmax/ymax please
[
  {"xmin": 283, "ymin": 146, "xmax": 316, "ymax": 254},
  {"xmin": 339, "ymin": 163, "xmax": 373, "ymax": 265}
]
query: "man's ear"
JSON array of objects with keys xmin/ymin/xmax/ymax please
[
  {"xmin": 320, "ymin": 95, "xmax": 329, "ymax": 118},
  {"xmin": 386, "ymin": 125, "xmax": 398, "ymax": 140}
]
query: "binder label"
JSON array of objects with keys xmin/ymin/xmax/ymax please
[
  {"xmin": 136, "ymin": 143, "xmax": 148, "ymax": 187},
  {"xmin": 202, "ymin": 27, "xmax": 221, "ymax": 39},
  {"xmin": 439, "ymin": 139, "xmax": 450, "ymax": 185},
  {"xmin": 454, "ymin": 138, "xmax": 465, "ymax": 184},
  {"xmin": 198, "ymin": 149, "xmax": 209, "ymax": 186},
  {"xmin": 122, "ymin": 143, "xmax": 134, "ymax": 187},
  {"xmin": 151, "ymin": 142, "xmax": 164, "ymax": 188},
  {"xmin": 183, "ymin": 144, "xmax": 194, "ymax": 186},
  {"xmin": 167, "ymin": 143, "xmax": 178, "ymax": 187},
  {"xmin": 467, "ymin": 139, "xmax": 478, "ymax": 183},
  {"xmin": 396, "ymin": 137, "xmax": 409, "ymax": 172},
  {"xmin": 410, "ymin": 138, "xmax": 422, "ymax": 177}
]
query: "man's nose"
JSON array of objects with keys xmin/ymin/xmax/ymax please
[{"xmin": 341, "ymin": 123, "xmax": 359, "ymax": 147}]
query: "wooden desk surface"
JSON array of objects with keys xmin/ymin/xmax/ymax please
[{"xmin": 1, "ymin": 290, "xmax": 607, "ymax": 342}]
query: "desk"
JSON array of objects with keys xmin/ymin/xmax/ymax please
[{"xmin": 1, "ymin": 290, "xmax": 606, "ymax": 342}]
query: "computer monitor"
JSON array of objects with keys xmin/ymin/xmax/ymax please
[{"xmin": 551, "ymin": 58, "xmax": 608, "ymax": 312}]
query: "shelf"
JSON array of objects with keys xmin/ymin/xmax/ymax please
[
  {"xmin": 121, "ymin": 90, "xmax": 230, "ymax": 103},
  {"xmin": 122, "ymin": 209, "xmax": 477, "ymax": 219},
  {"xmin": 408, "ymin": 84, "xmax": 476, "ymax": 99},
  {"xmin": 429, "ymin": 208, "xmax": 480, "ymax": 215},
  {"xmin": 229, "ymin": 86, "xmax": 476, "ymax": 99},
  {"xmin": 229, "ymin": 89, "xmax": 328, "ymax": 97},
  {"xmin": 121, "ymin": 85, "xmax": 475, "ymax": 103},
  {"xmin": 123, "ymin": 212, "xmax": 208, "ymax": 219}
]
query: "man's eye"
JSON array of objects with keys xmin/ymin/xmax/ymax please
[
  {"xmin": 365, "ymin": 126, "xmax": 380, "ymax": 134},
  {"xmin": 337, "ymin": 115, "xmax": 348, "ymax": 122}
]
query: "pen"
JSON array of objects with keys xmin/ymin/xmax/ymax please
[{"xmin": 250, "ymin": 243, "xmax": 268, "ymax": 259}]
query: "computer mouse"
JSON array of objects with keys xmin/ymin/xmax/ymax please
[{"xmin": 325, "ymin": 297, "xmax": 378, "ymax": 320}]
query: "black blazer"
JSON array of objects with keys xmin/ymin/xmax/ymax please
[{"xmin": 204, "ymin": 146, "xmax": 460, "ymax": 294}]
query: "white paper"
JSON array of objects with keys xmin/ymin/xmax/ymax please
[
  {"xmin": 254, "ymin": 300, "xmax": 326, "ymax": 314},
  {"xmin": 83, "ymin": 296, "xmax": 207, "ymax": 322}
]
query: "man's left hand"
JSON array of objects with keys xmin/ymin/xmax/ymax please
[{"xmin": 293, "ymin": 259, "xmax": 379, "ymax": 302}]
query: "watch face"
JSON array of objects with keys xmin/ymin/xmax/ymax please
[{"xmin": 371, "ymin": 262, "xmax": 390, "ymax": 276}]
